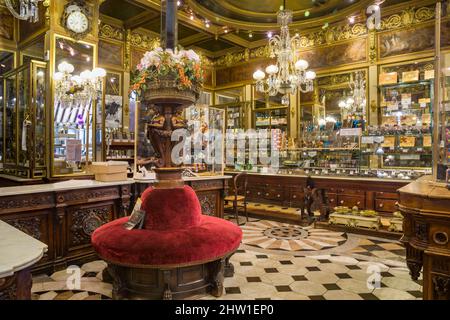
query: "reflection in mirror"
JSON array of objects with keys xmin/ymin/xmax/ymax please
[
  {"xmin": 53, "ymin": 37, "xmax": 96, "ymax": 175},
  {"xmin": 0, "ymin": 51, "xmax": 15, "ymax": 163},
  {"xmin": 317, "ymin": 70, "xmax": 367, "ymax": 129},
  {"xmin": 21, "ymin": 36, "xmax": 45, "ymax": 63},
  {"xmin": 215, "ymin": 87, "xmax": 242, "ymax": 104}
]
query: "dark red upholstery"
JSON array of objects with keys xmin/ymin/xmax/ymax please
[
  {"xmin": 92, "ymin": 185, "xmax": 242, "ymax": 266},
  {"xmin": 141, "ymin": 186, "xmax": 202, "ymax": 230}
]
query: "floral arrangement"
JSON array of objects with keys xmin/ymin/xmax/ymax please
[{"xmin": 130, "ymin": 47, "xmax": 204, "ymax": 94}]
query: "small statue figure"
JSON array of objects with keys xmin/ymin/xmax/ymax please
[{"xmin": 171, "ymin": 109, "xmax": 186, "ymax": 129}]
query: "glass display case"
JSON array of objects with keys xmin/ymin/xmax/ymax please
[
  {"xmin": 2, "ymin": 60, "xmax": 47, "ymax": 178},
  {"xmin": 437, "ymin": 30, "xmax": 450, "ymax": 181},
  {"xmin": 0, "ymin": 51, "xmax": 15, "ymax": 168},
  {"xmin": 185, "ymin": 105, "xmax": 225, "ymax": 175},
  {"xmin": 376, "ymin": 60, "xmax": 434, "ymax": 170}
]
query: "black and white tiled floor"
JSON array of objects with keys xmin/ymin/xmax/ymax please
[{"xmin": 32, "ymin": 219, "xmax": 422, "ymax": 300}]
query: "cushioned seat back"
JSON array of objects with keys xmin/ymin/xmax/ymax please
[{"xmin": 141, "ymin": 185, "xmax": 202, "ymax": 230}]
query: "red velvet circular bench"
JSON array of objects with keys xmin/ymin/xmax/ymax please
[{"xmin": 92, "ymin": 185, "xmax": 242, "ymax": 300}]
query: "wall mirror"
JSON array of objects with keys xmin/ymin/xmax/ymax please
[
  {"xmin": 316, "ymin": 70, "xmax": 367, "ymax": 128},
  {"xmin": 53, "ymin": 36, "xmax": 96, "ymax": 176}
]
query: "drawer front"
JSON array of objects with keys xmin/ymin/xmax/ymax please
[
  {"xmin": 263, "ymin": 189, "xmax": 284, "ymax": 201},
  {"xmin": 337, "ymin": 195, "xmax": 366, "ymax": 208},
  {"xmin": 337, "ymin": 188, "xmax": 365, "ymax": 196},
  {"xmin": 327, "ymin": 193, "xmax": 337, "ymax": 206},
  {"xmin": 290, "ymin": 190, "xmax": 304, "ymax": 201},
  {"xmin": 375, "ymin": 192, "xmax": 398, "ymax": 200},
  {"xmin": 375, "ymin": 199, "xmax": 398, "ymax": 212}
]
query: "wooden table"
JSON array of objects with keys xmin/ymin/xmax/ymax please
[{"xmin": 398, "ymin": 176, "xmax": 450, "ymax": 300}]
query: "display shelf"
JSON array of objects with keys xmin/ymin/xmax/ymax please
[{"xmin": 2, "ymin": 61, "xmax": 47, "ymax": 178}]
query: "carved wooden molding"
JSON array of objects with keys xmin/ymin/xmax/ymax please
[
  {"xmin": 99, "ymin": 22, "xmax": 124, "ymax": 41},
  {"xmin": 190, "ymin": 180, "xmax": 224, "ymax": 190},
  {"xmin": 380, "ymin": 6, "xmax": 435, "ymax": 31},
  {"xmin": 129, "ymin": 31, "xmax": 160, "ymax": 50},
  {"xmin": 0, "ymin": 194, "xmax": 54, "ymax": 212},
  {"xmin": 56, "ymin": 188, "xmax": 120, "ymax": 204}
]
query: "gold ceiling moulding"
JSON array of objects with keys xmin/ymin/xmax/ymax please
[
  {"xmin": 214, "ymin": 5, "xmax": 437, "ymax": 68},
  {"xmin": 379, "ymin": 6, "xmax": 435, "ymax": 31},
  {"xmin": 99, "ymin": 22, "xmax": 124, "ymax": 41},
  {"xmin": 130, "ymin": 30, "xmax": 160, "ymax": 50},
  {"xmin": 209, "ymin": 0, "xmax": 311, "ymax": 18},
  {"xmin": 186, "ymin": 0, "xmax": 374, "ymax": 32}
]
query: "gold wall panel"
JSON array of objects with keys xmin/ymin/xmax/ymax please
[
  {"xmin": 379, "ymin": 20, "xmax": 450, "ymax": 59},
  {"xmin": 215, "ymin": 58, "xmax": 273, "ymax": 87},
  {"xmin": 298, "ymin": 38, "xmax": 367, "ymax": 70},
  {"xmin": 98, "ymin": 39, "xmax": 123, "ymax": 68},
  {"xmin": 131, "ymin": 47, "xmax": 146, "ymax": 70}
]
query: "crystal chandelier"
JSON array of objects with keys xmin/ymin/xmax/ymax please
[
  {"xmin": 54, "ymin": 61, "xmax": 106, "ymax": 106},
  {"xmin": 4, "ymin": 0, "xmax": 43, "ymax": 23},
  {"xmin": 253, "ymin": 2, "xmax": 316, "ymax": 106},
  {"xmin": 338, "ymin": 71, "xmax": 366, "ymax": 112}
]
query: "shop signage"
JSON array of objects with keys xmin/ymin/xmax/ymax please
[{"xmin": 379, "ymin": 72, "xmax": 398, "ymax": 85}]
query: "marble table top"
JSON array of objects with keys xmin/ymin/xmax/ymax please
[
  {"xmin": 0, "ymin": 179, "xmax": 134, "ymax": 197},
  {"xmin": 0, "ymin": 220, "xmax": 48, "ymax": 278}
]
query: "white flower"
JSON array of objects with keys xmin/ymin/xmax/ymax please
[{"xmin": 185, "ymin": 49, "xmax": 200, "ymax": 62}]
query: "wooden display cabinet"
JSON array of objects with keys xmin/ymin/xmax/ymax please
[{"xmin": 2, "ymin": 60, "xmax": 47, "ymax": 178}]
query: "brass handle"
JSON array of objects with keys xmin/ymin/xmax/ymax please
[
  {"xmin": 340, "ymin": 200, "xmax": 344, "ymax": 204},
  {"xmin": 357, "ymin": 201, "xmax": 361, "ymax": 205},
  {"xmin": 330, "ymin": 199, "xmax": 334, "ymax": 202},
  {"xmin": 293, "ymin": 195, "xmax": 297, "ymax": 199},
  {"xmin": 257, "ymin": 192, "xmax": 261, "ymax": 195},
  {"xmin": 247, "ymin": 191, "xmax": 250, "ymax": 194},
  {"xmin": 265, "ymin": 193, "xmax": 269, "ymax": 196},
  {"xmin": 379, "ymin": 203, "xmax": 384, "ymax": 208},
  {"xmin": 277, "ymin": 194, "xmax": 281, "ymax": 198}
]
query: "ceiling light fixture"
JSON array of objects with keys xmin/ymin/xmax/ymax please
[
  {"xmin": 4, "ymin": 0, "xmax": 43, "ymax": 22},
  {"xmin": 252, "ymin": 0, "xmax": 315, "ymax": 106},
  {"xmin": 249, "ymin": 32, "xmax": 253, "ymax": 38}
]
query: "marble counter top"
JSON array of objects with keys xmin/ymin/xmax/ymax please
[
  {"xmin": 224, "ymin": 170, "xmax": 410, "ymax": 184},
  {"xmin": 0, "ymin": 179, "xmax": 134, "ymax": 197},
  {"xmin": 0, "ymin": 220, "xmax": 48, "ymax": 278},
  {"xmin": 134, "ymin": 175, "xmax": 232, "ymax": 183}
]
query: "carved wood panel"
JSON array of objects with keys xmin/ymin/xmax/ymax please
[
  {"xmin": 67, "ymin": 203, "xmax": 114, "ymax": 250},
  {"xmin": 196, "ymin": 192, "xmax": 218, "ymax": 217},
  {"xmin": 2, "ymin": 210, "xmax": 53, "ymax": 264}
]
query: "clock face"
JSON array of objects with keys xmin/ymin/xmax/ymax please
[{"xmin": 67, "ymin": 11, "xmax": 89, "ymax": 34}]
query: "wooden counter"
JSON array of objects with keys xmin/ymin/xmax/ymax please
[
  {"xmin": 0, "ymin": 220, "xmax": 47, "ymax": 300},
  {"xmin": 225, "ymin": 171, "xmax": 409, "ymax": 219},
  {"xmin": 398, "ymin": 176, "xmax": 450, "ymax": 300},
  {"xmin": 0, "ymin": 176, "xmax": 230, "ymax": 274},
  {"xmin": 0, "ymin": 180, "xmax": 133, "ymax": 274}
]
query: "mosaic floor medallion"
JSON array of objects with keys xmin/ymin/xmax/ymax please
[{"xmin": 241, "ymin": 220, "xmax": 348, "ymax": 252}]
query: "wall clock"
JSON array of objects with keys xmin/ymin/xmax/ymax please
[{"xmin": 61, "ymin": 1, "xmax": 92, "ymax": 40}]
